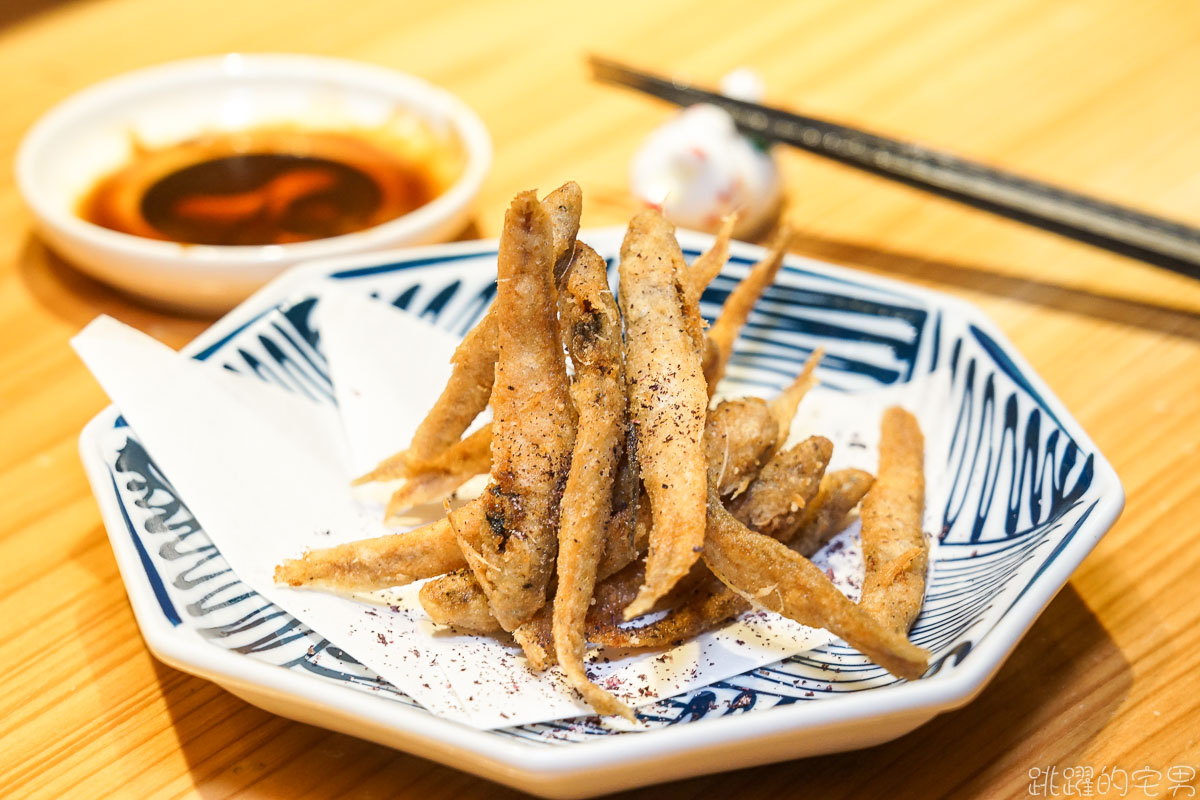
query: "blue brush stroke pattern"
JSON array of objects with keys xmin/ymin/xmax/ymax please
[{"xmin": 109, "ymin": 468, "xmax": 181, "ymax": 626}]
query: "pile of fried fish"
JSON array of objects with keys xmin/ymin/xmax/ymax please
[{"xmin": 276, "ymin": 184, "xmax": 930, "ymax": 719}]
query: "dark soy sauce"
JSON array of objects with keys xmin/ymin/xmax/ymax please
[{"xmin": 80, "ymin": 128, "xmax": 456, "ymax": 246}]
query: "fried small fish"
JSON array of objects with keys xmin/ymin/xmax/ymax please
[
  {"xmin": 455, "ymin": 191, "xmax": 575, "ymax": 631},
  {"xmin": 273, "ymin": 500, "xmax": 477, "ymax": 591},
  {"xmin": 790, "ymin": 468, "xmax": 875, "ymax": 556},
  {"xmin": 704, "ymin": 397, "xmax": 779, "ymax": 498},
  {"xmin": 703, "ymin": 490, "xmax": 928, "ymax": 680},
  {"xmin": 357, "ymin": 183, "xmax": 581, "ymax": 481},
  {"xmin": 702, "ymin": 224, "xmax": 791, "ymax": 393},
  {"xmin": 860, "ymin": 407, "xmax": 927, "ymax": 634},
  {"xmin": 549, "ymin": 242, "xmax": 634, "ymax": 718},
  {"xmin": 727, "ymin": 436, "xmax": 832, "ymax": 540},
  {"xmin": 619, "ymin": 210, "xmax": 709, "ymax": 620}
]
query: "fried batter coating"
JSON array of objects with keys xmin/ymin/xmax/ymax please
[
  {"xmin": 419, "ymin": 569, "xmax": 503, "ymax": 635},
  {"xmin": 383, "ymin": 472, "xmax": 477, "ymax": 521},
  {"xmin": 702, "ymin": 224, "xmax": 792, "ymax": 394},
  {"xmin": 519, "ymin": 557, "xmax": 714, "ymax": 661},
  {"xmin": 354, "ymin": 417, "xmax": 493, "ymax": 490},
  {"xmin": 550, "ymin": 242, "xmax": 633, "ymax": 719},
  {"xmin": 704, "ymin": 397, "xmax": 779, "ymax": 497},
  {"xmin": 594, "ymin": 429, "xmax": 640, "ymax": 580},
  {"xmin": 597, "ymin": 440, "xmax": 839, "ymax": 652},
  {"xmin": 273, "ymin": 500, "xmax": 477, "ymax": 591},
  {"xmin": 359, "ymin": 183, "xmax": 581, "ymax": 479},
  {"xmin": 282, "ymin": 192, "xmax": 935, "ymax": 705},
  {"xmin": 860, "ymin": 407, "xmax": 927, "ymax": 634},
  {"xmin": 728, "ymin": 436, "xmax": 832, "ymax": 539},
  {"xmin": 597, "ymin": 488, "xmax": 650, "ymax": 581},
  {"xmin": 703, "ymin": 489, "xmax": 928, "ymax": 680},
  {"xmin": 677, "ymin": 219, "xmax": 733, "ymax": 355},
  {"xmin": 790, "ymin": 468, "xmax": 875, "ymax": 556},
  {"xmin": 766, "ymin": 348, "xmax": 822, "ymax": 454},
  {"xmin": 385, "ymin": 492, "xmax": 651, "ymax": 640},
  {"xmin": 594, "ymin": 573, "xmax": 745, "ymax": 650},
  {"xmin": 405, "ymin": 308, "xmax": 499, "ymax": 466},
  {"xmin": 545, "ymin": 181, "xmax": 584, "ymax": 282},
  {"xmin": 513, "ymin": 561, "xmax": 646, "ymax": 670},
  {"xmin": 519, "ymin": 448, "xmax": 849, "ymax": 660},
  {"xmin": 511, "ymin": 556, "xmax": 698, "ymax": 669},
  {"xmin": 351, "ymin": 451, "xmax": 409, "ymax": 486},
  {"xmin": 455, "ymin": 192, "xmax": 575, "ymax": 632},
  {"xmin": 381, "ymin": 424, "xmax": 494, "ymax": 516},
  {"xmin": 684, "ymin": 214, "xmax": 736, "ymax": 304},
  {"xmin": 523, "ymin": 571, "xmax": 740, "ymax": 657},
  {"xmin": 618, "ymin": 210, "xmax": 709, "ymax": 620},
  {"xmin": 500, "ymin": 400, "xmax": 870, "ymax": 666}
]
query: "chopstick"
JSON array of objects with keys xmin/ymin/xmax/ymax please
[{"xmin": 589, "ymin": 55, "xmax": 1200, "ymax": 281}]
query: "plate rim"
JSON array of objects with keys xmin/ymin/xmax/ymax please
[{"xmin": 77, "ymin": 230, "xmax": 1125, "ymax": 788}]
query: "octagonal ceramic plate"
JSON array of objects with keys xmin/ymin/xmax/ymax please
[{"xmin": 78, "ymin": 229, "xmax": 1122, "ymax": 797}]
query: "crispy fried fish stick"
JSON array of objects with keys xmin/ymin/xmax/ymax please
[
  {"xmin": 684, "ymin": 215, "xmax": 736, "ymax": 302},
  {"xmin": 518, "ymin": 418, "xmax": 806, "ymax": 663},
  {"xmin": 274, "ymin": 499, "xmax": 479, "ymax": 591},
  {"xmin": 678, "ymin": 217, "xmax": 734, "ymax": 354},
  {"xmin": 594, "ymin": 428, "xmax": 640, "ymax": 579},
  {"xmin": 522, "ymin": 573, "xmax": 735, "ymax": 658},
  {"xmin": 384, "ymin": 471, "xmax": 479, "ymax": 521},
  {"xmin": 598, "ymin": 465, "xmax": 867, "ymax": 650},
  {"xmin": 790, "ymin": 468, "xmax": 875, "ymax": 556},
  {"xmin": 521, "ymin": 450, "xmax": 848, "ymax": 659},
  {"xmin": 456, "ymin": 192, "xmax": 575, "ymax": 632},
  {"xmin": 424, "ymin": 506, "xmax": 651, "ymax": 651},
  {"xmin": 363, "ymin": 183, "xmax": 581, "ymax": 475},
  {"xmin": 403, "ymin": 310, "xmax": 499, "ymax": 465},
  {"xmin": 550, "ymin": 242, "xmax": 633, "ymax": 719},
  {"xmin": 596, "ymin": 489, "xmax": 649, "ymax": 581},
  {"xmin": 703, "ymin": 490, "xmax": 928, "ymax": 680},
  {"xmin": 420, "ymin": 569, "xmax": 503, "ymax": 635},
  {"xmin": 701, "ymin": 353, "xmax": 820, "ymax": 506},
  {"xmin": 382, "ymin": 424, "xmax": 494, "ymax": 517},
  {"xmin": 508, "ymin": 420, "xmax": 872, "ymax": 662},
  {"xmin": 704, "ymin": 398, "xmax": 779, "ymax": 497},
  {"xmin": 428, "ymin": 506, "xmax": 690, "ymax": 670},
  {"xmin": 860, "ymin": 407, "xmax": 927, "ymax": 634},
  {"xmin": 766, "ymin": 348, "xmax": 822, "ymax": 453},
  {"xmin": 597, "ymin": 441, "xmax": 840, "ymax": 652},
  {"xmin": 515, "ymin": 551, "xmax": 714, "ymax": 666},
  {"xmin": 727, "ymin": 436, "xmax": 833, "ymax": 539},
  {"xmin": 353, "ymin": 422, "xmax": 493, "ymax": 486},
  {"xmin": 329, "ymin": 483, "xmax": 646, "ymax": 611},
  {"xmin": 296, "ymin": 364, "xmax": 814, "ymax": 601},
  {"xmin": 619, "ymin": 210, "xmax": 709, "ymax": 620},
  {"xmin": 702, "ymin": 224, "xmax": 792, "ymax": 393},
  {"xmin": 544, "ymin": 181, "xmax": 585, "ymax": 282},
  {"xmin": 605, "ymin": 575, "xmax": 745, "ymax": 650},
  {"xmin": 513, "ymin": 560, "xmax": 646, "ymax": 670},
  {"xmin": 703, "ymin": 348, "xmax": 825, "ymax": 500}
]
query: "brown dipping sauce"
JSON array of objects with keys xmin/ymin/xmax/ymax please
[{"xmin": 80, "ymin": 127, "xmax": 461, "ymax": 246}]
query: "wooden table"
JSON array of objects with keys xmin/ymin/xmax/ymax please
[{"xmin": 3, "ymin": 1, "xmax": 1198, "ymax": 797}]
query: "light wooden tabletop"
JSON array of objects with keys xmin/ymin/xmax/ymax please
[{"xmin": 3, "ymin": 1, "xmax": 1199, "ymax": 797}]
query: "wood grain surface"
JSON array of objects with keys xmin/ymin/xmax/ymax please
[{"xmin": 2, "ymin": 0, "xmax": 1199, "ymax": 797}]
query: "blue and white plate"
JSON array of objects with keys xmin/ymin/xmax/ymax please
[{"xmin": 79, "ymin": 229, "xmax": 1123, "ymax": 798}]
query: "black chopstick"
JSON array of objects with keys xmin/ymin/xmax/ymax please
[{"xmin": 589, "ymin": 56, "xmax": 1200, "ymax": 281}]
